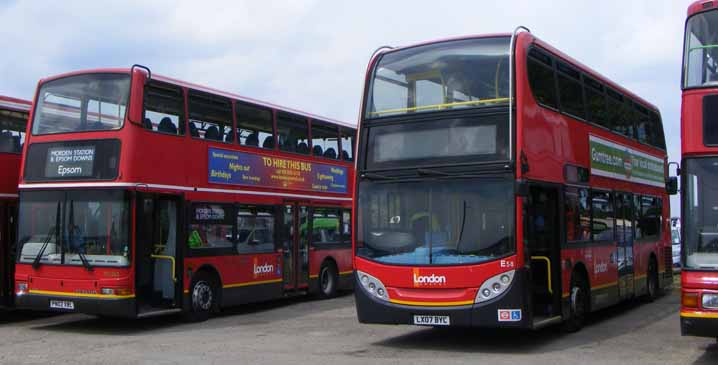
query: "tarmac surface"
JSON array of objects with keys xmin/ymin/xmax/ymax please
[{"xmin": 0, "ymin": 283, "xmax": 715, "ymax": 364}]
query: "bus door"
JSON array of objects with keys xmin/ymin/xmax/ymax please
[
  {"xmin": 0, "ymin": 202, "xmax": 15, "ymax": 307},
  {"xmin": 135, "ymin": 193, "xmax": 183, "ymax": 316},
  {"xmin": 282, "ymin": 202, "xmax": 309, "ymax": 291},
  {"xmin": 616, "ymin": 193, "xmax": 635, "ymax": 300},
  {"xmin": 527, "ymin": 185, "xmax": 562, "ymax": 321}
]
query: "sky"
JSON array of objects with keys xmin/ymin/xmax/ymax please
[{"xmin": 0, "ymin": 0, "xmax": 694, "ymax": 215}]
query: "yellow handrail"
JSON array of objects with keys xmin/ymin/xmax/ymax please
[
  {"xmin": 369, "ymin": 97, "xmax": 510, "ymax": 116},
  {"xmin": 531, "ymin": 256, "xmax": 552, "ymax": 294},
  {"xmin": 151, "ymin": 255, "xmax": 177, "ymax": 283}
]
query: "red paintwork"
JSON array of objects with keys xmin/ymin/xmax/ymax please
[
  {"xmin": 0, "ymin": 95, "xmax": 30, "ymax": 304},
  {"xmin": 681, "ymin": 4, "xmax": 718, "ymax": 324},
  {"xmin": 14, "ymin": 70, "xmax": 355, "ymax": 310},
  {"xmin": 688, "ymin": 0, "xmax": 716, "ymax": 17},
  {"xmin": 354, "ymin": 32, "xmax": 670, "ymax": 312}
]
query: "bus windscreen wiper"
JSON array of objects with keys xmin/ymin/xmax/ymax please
[
  {"xmin": 68, "ymin": 200, "xmax": 93, "ymax": 272},
  {"xmin": 32, "ymin": 202, "xmax": 61, "ymax": 269},
  {"xmin": 360, "ymin": 172, "xmax": 396, "ymax": 180},
  {"xmin": 416, "ymin": 168, "xmax": 451, "ymax": 177}
]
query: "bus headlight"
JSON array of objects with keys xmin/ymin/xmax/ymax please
[
  {"xmin": 357, "ymin": 271, "xmax": 388, "ymax": 302},
  {"xmin": 16, "ymin": 282, "xmax": 28, "ymax": 295},
  {"xmin": 475, "ymin": 270, "xmax": 515, "ymax": 304},
  {"xmin": 703, "ymin": 294, "xmax": 718, "ymax": 309}
]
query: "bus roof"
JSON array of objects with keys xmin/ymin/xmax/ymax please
[
  {"xmin": 370, "ymin": 31, "xmax": 660, "ymax": 115},
  {"xmin": 688, "ymin": 0, "xmax": 717, "ymax": 17},
  {"xmin": 36, "ymin": 68, "xmax": 355, "ymax": 129},
  {"xmin": 0, "ymin": 95, "xmax": 31, "ymax": 112}
]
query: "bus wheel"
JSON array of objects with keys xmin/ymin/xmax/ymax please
[
  {"xmin": 185, "ymin": 273, "xmax": 216, "ymax": 322},
  {"xmin": 319, "ymin": 263, "xmax": 338, "ymax": 298},
  {"xmin": 645, "ymin": 258, "xmax": 660, "ymax": 302},
  {"xmin": 562, "ymin": 273, "xmax": 588, "ymax": 333}
]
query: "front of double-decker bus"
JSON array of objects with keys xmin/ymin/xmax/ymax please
[
  {"xmin": 681, "ymin": 1, "xmax": 718, "ymax": 338},
  {"xmin": 353, "ymin": 34, "xmax": 529, "ymax": 328},
  {"xmin": 14, "ymin": 69, "xmax": 144, "ymax": 316}
]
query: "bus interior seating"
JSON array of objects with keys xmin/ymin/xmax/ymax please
[
  {"xmin": 158, "ymin": 117, "xmax": 177, "ymax": 134},
  {"xmin": 313, "ymin": 145, "xmax": 323, "ymax": 156},
  {"xmin": 224, "ymin": 131, "xmax": 233, "ymax": 143},
  {"xmin": 189, "ymin": 122, "xmax": 199, "ymax": 137},
  {"xmin": 246, "ymin": 132, "xmax": 260, "ymax": 147},
  {"xmin": 143, "ymin": 118, "xmax": 153, "ymax": 130},
  {"xmin": 204, "ymin": 126, "xmax": 221, "ymax": 141},
  {"xmin": 263, "ymin": 136, "xmax": 275, "ymax": 149},
  {"xmin": 297, "ymin": 141, "xmax": 309, "ymax": 154},
  {"xmin": 0, "ymin": 131, "xmax": 13, "ymax": 152},
  {"xmin": 323, "ymin": 148, "xmax": 337, "ymax": 159},
  {"xmin": 342, "ymin": 150, "xmax": 350, "ymax": 161}
]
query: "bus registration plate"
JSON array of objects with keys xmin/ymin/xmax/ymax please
[
  {"xmin": 50, "ymin": 300, "xmax": 75, "ymax": 310},
  {"xmin": 413, "ymin": 315, "xmax": 450, "ymax": 326}
]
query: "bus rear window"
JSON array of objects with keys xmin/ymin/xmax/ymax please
[{"xmin": 32, "ymin": 73, "xmax": 130, "ymax": 135}]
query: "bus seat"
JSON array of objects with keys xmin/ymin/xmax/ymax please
[
  {"xmin": 324, "ymin": 148, "xmax": 337, "ymax": 159},
  {"xmin": 224, "ymin": 130, "xmax": 234, "ymax": 143},
  {"xmin": 143, "ymin": 118, "xmax": 153, "ymax": 130},
  {"xmin": 246, "ymin": 132, "xmax": 260, "ymax": 146},
  {"xmin": 297, "ymin": 142, "xmax": 309, "ymax": 154},
  {"xmin": 205, "ymin": 126, "xmax": 221, "ymax": 141},
  {"xmin": 189, "ymin": 122, "xmax": 199, "ymax": 137},
  {"xmin": 313, "ymin": 145, "xmax": 323, "ymax": 156},
  {"xmin": 341, "ymin": 150, "xmax": 350, "ymax": 160},
  {"xmin": 262, "ymin": 136, "xmax": 275, "ymax": 149},
  {"xmin": 12, "ymin": 136, "xmax": 20, "ymax": 152},
  {"xmin": 158, "ymin": 117, "xmax": 177, "ymax": 134},
  {"xmin": 0, "ymin": 132, "xmax": 13, "ymax": 152}
]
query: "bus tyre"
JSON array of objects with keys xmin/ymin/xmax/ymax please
[
  {"xmin": 319, "ymin": 263, "xmax": 338, "ymax": 299},
  {"xmin": 645, "ymin": 258, "xmax": 660, "ymax": 302},
  {"xmin": 185, "ymin": 273, "xmax": 216, "ymax": 322},
  {"xmin": 562, "ymin": 273, "xmax": 588, "ymax": 333}
]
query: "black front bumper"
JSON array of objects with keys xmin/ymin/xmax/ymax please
[
  {"xmin": 354, "ymin": 269, "xmax": 531, "ymax": 328},
  {"xmin": 681, "ymin": 314, "xmax": 718, "ymax": 338},
  {"xmin": 15, "ymin": 293, "xmax": 136, "ymax": 318}
]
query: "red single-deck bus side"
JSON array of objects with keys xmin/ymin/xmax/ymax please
[
  {"xmin": 14, "ymin": 67, "xmax": 355, "ymax": 320},
  {"xmin": 680, "ymin": 0, "xmax": 718, "ymax": 338},
  {"xmin": 0, "ymin": 95, "xmax": 30, "ymax": 308},
  {"xmin": 353, "ymin": 28, "xmax": 673, "ymax": 330}
]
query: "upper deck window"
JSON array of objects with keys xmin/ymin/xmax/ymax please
[
  {"xmin": 365, "ymin": 37, "xmax": 510, "ymax": 119},
  {"xmin": 188, "ymin": 91, "xmax": 233, "ymax": 142},
  {"xmin": 311, "ymin": 121, "xmax": 339, "ymax": 159},
  {"xmin": 32, "ymin": 73, "xmax": 130, "ymax": 135},
  {"xmin": 0, "ymin": 109, "xmax": 27, "ymax": 153},
  {"xmin": 236, "ymin": 102, "xmax": 274, "ymax": 149},
  {"xmin": 685, "ymin": 10, "xmax": 718, "ymax": 88},
  {"xmin": 277, "ymin": 113, "xmax": 309, "ymax": 155},
  {"xmin": 143, "ymin": 81, "xmax": 185, "ymax": 135}
]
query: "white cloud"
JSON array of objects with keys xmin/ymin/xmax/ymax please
[{"xmin": 0, "ymin": 0, "xmax": 696, "ymax": 215}]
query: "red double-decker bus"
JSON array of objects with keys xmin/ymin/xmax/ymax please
[
  {"xmin": 0, "ymin": 96, "xmax": 30, "ymax": 308},
  {"xmin": 680, "ymin": 0, "xmax": 718, "ymax": 339},
  {"xmin": 353, "ymin": 29, "xmax": 674, "ymax": 330},
  {"xmin": 14, "ymin": 67, "xmax": 356, "ymax": 320}
]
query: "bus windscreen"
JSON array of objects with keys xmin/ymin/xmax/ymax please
[
  {"xmin": 365, "ymin": 37, "xmax": 510, "ymax": 118},
  {"xmin": 32, "ymin": 73, "xmax": 130, "ymax": 135}
]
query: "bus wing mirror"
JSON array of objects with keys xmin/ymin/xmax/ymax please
[
  {"xmin": 666, "ymin": 176, "xmax": 678, "ymax": 195},
  {"xmin": 127, "ymin": 65, "xmax": 151, "ymax": 126}
]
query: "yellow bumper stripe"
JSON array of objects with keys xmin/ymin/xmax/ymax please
[
  {"xmin": 28, "ymin": 289, "xmax": 135, "ymax": 300},
  {"xmin": 389, "ymin": 298, "xmax": 474, "ymax": 307}
]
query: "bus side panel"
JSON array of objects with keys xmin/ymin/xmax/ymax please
[
  {"xmin": 184, "ymin": 253, "xmax": 283, "ymax": 307},
  {"xmin": 561, "ymin": 244, "xmax": 620, "ymax": 311},
  {"xmin": 308, "ymin": 248, "xmax": 353, "ymax": 293}
]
